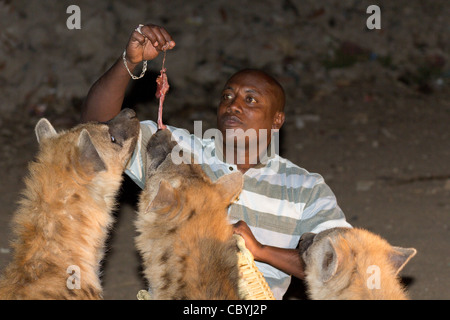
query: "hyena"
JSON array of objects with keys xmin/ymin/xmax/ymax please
[
  {"xmin": 135, "ymin": 129, "xmax": 243, "ymax": 299},
  {"xmin": 299, "ymin": 227, "xmax": 417, "ymax": 300},
  {"xmin": 0, "ymin": 109, "xmax": 139, "ymax": 299}
]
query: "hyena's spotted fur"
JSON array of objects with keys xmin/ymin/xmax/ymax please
[
  {"xmin": 135, "ymin": 129, "xmax": 243, "ymax": 299},
  {"xmin": 299, "ymin": 227, "xmax": 417, "ymax": 300},
  {"xmin": 0, "ymin": 109, "xmax": 139, "ymax": 299}
]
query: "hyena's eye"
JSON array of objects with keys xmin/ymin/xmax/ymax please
[{"xmin": 110, "ymin": 133, "xmax": 123, "ymax": 147}]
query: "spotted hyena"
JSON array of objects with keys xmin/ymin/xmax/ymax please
[
  {"xmin": 135, "ymin": 129, "xmax": 243, "ymax": 299},
  {"xmin": 299, "ymin": 227, "xmax": 416, "ymax": 300},
  {"xmin": 0, "ymin": 109, "xmax": 139, "ymax": 299}
]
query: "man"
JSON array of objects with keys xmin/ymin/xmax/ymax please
[{"xmin": 81, "ymin": 24, "xmax": 351, "ymax": 299}]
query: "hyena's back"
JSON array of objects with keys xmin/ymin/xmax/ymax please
[
  {"xmin": 0, "ymin": 109, "xmax": 139, "ymax": 299},
  {"xmin": 135, "ymin": 129, "xmax": 243, "ymax": 300}
]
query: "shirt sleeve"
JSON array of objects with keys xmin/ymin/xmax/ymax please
[{"xmin": 297, "ymin": 175, "xmax": 352, "ymax": 235}]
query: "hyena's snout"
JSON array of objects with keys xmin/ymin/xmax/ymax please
[
  {"xmin": 299, "ymin": 232, "xmax": 316, "ymax": 256},
  {"xmin": 106, "ymin": 108, "xmax": 140, "ymax": 148}
]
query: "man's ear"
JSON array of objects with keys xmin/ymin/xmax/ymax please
[{"xmin": 272, "ymin": 111, "xmax": 285, "ymax": 130}]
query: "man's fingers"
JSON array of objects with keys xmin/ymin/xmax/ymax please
[
  {"xmin": 140, "ymin": 25, "xmax": 158, "ymax": 46},
  {"xmin": 140, "ymin": 24, "xmax": 175, "ymax": 51},
  {"xmin": 131, "ymin": 30, "xmax": 146, "ymax": 45},
  {"xmin": 159, "ymin": 27, "xmax": 176, "ymax": 49},
  {"xmin": 152, "ymin": 28, "xmax": 168, "ymax": 50}
]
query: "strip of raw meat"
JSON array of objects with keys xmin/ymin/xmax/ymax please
[{"xmin": 155, "ymin": 50, "xmax": 169, "ymax": 130}]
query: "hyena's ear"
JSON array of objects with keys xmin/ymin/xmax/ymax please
[
  {"xmin": 389, "ymin": 247, "xmax": 417, "ymax": 275},
  {"xmin": 77, "ymin": 129, "xmax": 106, "ymax": 173},
  {"xmin": 149, "ymin": 179, "xmax": 179, "ymax": 214},
  {"xmin": 216, "ymin": 171, "xmax": 243, "ymax": 204},
  {"xmin": 35, "ymin": 118, "xmax": 57, "ymax": 144},
  {"xmin": 319, "ymin": 237, "xmax": 339, "ymax": 283}
]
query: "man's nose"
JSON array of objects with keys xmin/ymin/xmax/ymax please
[{"xmin": 226, "ymin": 97, "xmax": 242, "ymax": 114}]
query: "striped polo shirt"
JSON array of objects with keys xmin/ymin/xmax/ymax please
[{"xmin": 125, "ymin": 120, "xmax": 352, "ymax": 300}]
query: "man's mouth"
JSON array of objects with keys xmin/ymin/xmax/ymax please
[{"xmin": 222, "ymin": 115, "xmax": 243, "ymax": 127}]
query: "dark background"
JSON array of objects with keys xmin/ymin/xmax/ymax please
[{"xmin": 0, "ymin": 0, "xmax": 449, "ymax": 299}]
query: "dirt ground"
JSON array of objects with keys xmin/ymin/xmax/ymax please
[{"xmin": 0, "ymin": 0, "xmax": 449, "ymax": 300}]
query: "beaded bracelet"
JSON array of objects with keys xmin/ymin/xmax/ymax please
[{"xmin": 122, "ymin": 50, "xmax": 147, "ymax": 80}]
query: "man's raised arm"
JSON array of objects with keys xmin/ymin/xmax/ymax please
[{"xmin": 81, "ymin": 24, "xmax": 175, "ymax": 122}]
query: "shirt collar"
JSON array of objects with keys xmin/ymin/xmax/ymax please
[{"xmin": 211, "ymin": 137, "xmax": 277, "ymax": 169}]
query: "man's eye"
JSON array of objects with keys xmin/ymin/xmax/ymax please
[
  {"xmin": 222, "ymin": 93, "xmax": 232, "ymax": 100},
  {"xmin": 246, "ymin": 96, "xmax": 257, "ymax": 103}
]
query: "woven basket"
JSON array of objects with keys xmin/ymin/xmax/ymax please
[
  {"xmin": 235, "ymin": 235, "xmax": 275, "ymax": 300},
  {"xmin": 137, "ymin": 235, "xmax": 275, "ymax": 300}
]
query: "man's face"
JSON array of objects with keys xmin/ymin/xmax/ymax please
[{"xmin": 216, "ymin": 71, "xmax": 284, "ymax": 151}]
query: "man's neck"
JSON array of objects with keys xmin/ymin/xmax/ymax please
[
  {"xmin": 214, "ymin": 133, "xmax": 277, "ymax": 173},
  {"xmin": 236, "ymin": 162, "xmax": 254, "ymax": 174},
  {"xmin": 222, "ymin": 144, "xmax": 265, "ymax": 174}
]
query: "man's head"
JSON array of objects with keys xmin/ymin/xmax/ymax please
[{"xmin": 216, "ymin": 69, "xmax": 285, "ymax": 158}]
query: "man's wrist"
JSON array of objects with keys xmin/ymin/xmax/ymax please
[
  {"xmin": 124, "ymin": 56, "xmax": 140, "ymax": 69},
  {"xmin": 122, "ymin": 50, "xmax": 146, "ymax": 79},
  {"xmin": 253, "ymin": 243, "xmax": 267, "ymax": 262}
]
